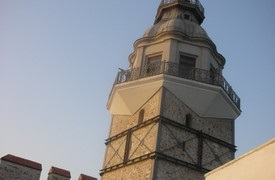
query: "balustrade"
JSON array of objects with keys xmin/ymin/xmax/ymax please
[
  {"xmin": 160, "ymin": 0, "xmax": 204, "ymax": 14},
  {"xmin": 114, "ymin": 61, "xmax": 240, "ymax": 109}
]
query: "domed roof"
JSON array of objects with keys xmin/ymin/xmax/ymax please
[
  {"xmin": 143, "ymin": 18, "xmax": 210, "ymax": 40},
  {"xmin": 143, "ymin": 0, "xmax": 209, "ymax": 40}
]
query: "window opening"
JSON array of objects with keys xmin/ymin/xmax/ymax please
[
  {"xmin": 179, "ymin": 55, "xmax": 196, "ymax": 79},
  {"xmin": 186, "ymin": 114, "xmax": 192, "ymax": 127},
  {"xmin": 182, "ymin": 141, "xmax": 186, "ymax": 151},
  {"xmin": 184, "ymin": 14, "xmax": 190, "ymax": 20},
  {"xmin": 210, "ymin": 65, "xmax": 217, "ymax": 84},
  {"xmin": 138, "ymin": 109, "xmax": 145, "ymax": 125},
  {"xmin": 146, "ymin": 55, "xmax": 162, "ymax": 76},
  {"xmin": 123, "ymin": 131, "xmax": 132, "ymax": 164}
]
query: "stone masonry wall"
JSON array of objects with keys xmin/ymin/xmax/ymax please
[
  {"xmin": 157, "ymin": 87, "xmax": 235, "ymax": 178},
  {"xmin": 101, "ymin": 159, "xmax": 153, "ymax": 180},
  {"xmin": 48, "ymin": 174, "xmax": 70, "ymax": 180},
  {"xmin": 109, "ymin": 89, "xmax": 161, "ymax": 137},
  {"xmin": 155, "ymin": 159, "xmax": 204, "ymax": 180},
  {"xmin": 102, "ymin": 89, "xmax": 162, "ymax": 178},
  {"xmin": 0, "ymin": 160, "xmax": 41, "ymax": 180},
  {"xmin": 0, "ymin": 154, "xmax": 97, "ymax": 180},
  {"xmin": 103, "ymin": 87, "xmax": 235, "ymax": 179},
  {"xmin": 103, "ymin": 136, "xmax": 127, "ymax": 168},
  {"xmin": 48, "ymin": 166, "xmax": 71, "ymax": 180},
  {"xmin": 158, "ymin": 121, "xmax": 234, "ymax": 171},
  {"xmin": 161, "ymin": 88, "xmax": 234, "ymax": 144},
  {"xmin": 194, "ymin": 117, "xmax": 234, "ymax": 144},
  {"xmin": 158, "ymin": 122, "xmax": 199, "ymax": 165},
  {"xmin": 102, "ymin": 117, "xmax": 158, "ymax": 169},
  {"xmin": 129, "ymin": 122, "xmax": 158, "ymax": 160},
  {"xmin": 201, "ymin": 138, "xmax": 234, "ymax": 170}
]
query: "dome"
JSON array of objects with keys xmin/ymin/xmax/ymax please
[{"xmin": 143, "ymin": 18, "xmax": 210, "ymax": 40}]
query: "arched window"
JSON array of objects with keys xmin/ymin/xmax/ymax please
[
  {"xmin": 138, "ymin": 109, "xmax": 145, "ymax": 124},
  {"xmin": 186, "ymin": 114, "xmax": 192, "ymax": 127}
]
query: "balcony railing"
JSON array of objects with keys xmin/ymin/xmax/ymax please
[
  {"xmin": 160, "ymin": 0, "xmax": 204, "ymax": 15},
  {"xmin": 114, "ymin": 61, "xmax": 240, "ymax": 109}
]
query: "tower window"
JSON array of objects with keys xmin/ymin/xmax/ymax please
[
  {"xmin": 210, "ymin": 65, "xmax": 217, "ymax": 84},
  {"xmin": 146, "ymin": 55, "xmax": 162, "ymax": 75},
  {"xmin": 184, "ymin": 14, "xmax": 190, "ymax": 20},
  {"xmin": 179, "ymin": 55, "xmax": 196, "ymax": 78},
  {"xmin": 182, "ymin": 141, "xmax": 186, "ymax": 151},
  {"xmin": 186, "ymin": 114, "xmax": 192, "ymax": 127},
  {"xmin": 138, "ymin": 109, "xmax": 145, "ymax": 124},
  {"xmin": 123, "ymin": 131, "xmax": 132, "ymax": 164}
]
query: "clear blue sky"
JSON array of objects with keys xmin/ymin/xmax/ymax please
[{"xmin": 1, "ymin": 0, "xmax": 274, "ymax": 179}]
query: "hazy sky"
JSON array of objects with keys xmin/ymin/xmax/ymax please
[{"xmin": 1, "ymin": 0, "xmax": 275, "ymax": 179}]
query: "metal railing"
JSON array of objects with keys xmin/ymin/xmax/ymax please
[
  {"xmin": 114, "ymin": 61, "xmax": 240, "ymax": 109},
  {"xmin": 160, "ymin": 0, "xmax": 204, "ymax": 15}
]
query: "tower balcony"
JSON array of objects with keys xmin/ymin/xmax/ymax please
[
  {"xmin": 160, "ymin": 0, "xmax": 204, "ymax": 15},
  {"xmin": 114, "ymin": 61, "xmax": 240, "ymax": 109}
]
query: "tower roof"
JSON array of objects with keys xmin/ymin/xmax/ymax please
[
  {"xmin": 157, "ymin": 0, "xmax": 205, "ymax": 24},
  {"xmin": 143, "ymin": 0, "xmax": 209, "ymax": 39}
]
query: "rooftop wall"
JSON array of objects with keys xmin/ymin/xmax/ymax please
[
  {"xmin": 0, "ymin": 154, "xmax": 97, "ymax": 180},
  {"xmin": 0, "ymin": 154, "xmax": 42, "ymax": 180}
]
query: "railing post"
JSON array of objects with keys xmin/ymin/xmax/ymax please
[
  {"xmin": 114, "ymin": 72, "xmax": 119, "ymax": 84},
  {"xmin": 197, "ymin": 130, "xmax": 203, "ymax": 170},
  {"xmin": 163, "ymin": 60, "xmax": 166, "ymax": 74}
]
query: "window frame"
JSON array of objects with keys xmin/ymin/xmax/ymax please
[
  {"xmin": 179, "ymin": 54, "xmax": 197, "ymax": 78},
  {"xmin": 145, "ymin": 54, "xmax": 163, "ymax": 76}
]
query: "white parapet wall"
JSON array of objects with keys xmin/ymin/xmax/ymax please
[{"xmin": 205, "ymin": 138, "xmax": 275, "ymax": 180}]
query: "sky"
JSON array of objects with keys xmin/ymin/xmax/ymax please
[{"xmin": 0, "ymin": 0, "xmax": 275, "ymax": 179}]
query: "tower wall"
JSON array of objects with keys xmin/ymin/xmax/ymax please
[
  {"xmin": 101, "ymin": 159, "xmax": 153, "ymax": 180},
  {"xmin": 102, "ymin": 86, "xmax": 236, "ymax": 179},
  {"xmin": 131, "ymin": 36, "xmax": 224, "ymax": 87},
  {"xmin": 155, "ymin": 159, "xmax": 204, "ymax": 180},
  {"xmin": 152, "ymin": 88, "xmax": 235, "ymax": 179},
  {"xmin": 161, "ymin": 88, "xmax": 234, "ymax": 144},
  {"xmin": 101, "ymin": 90, "xmax": 162, "ymax": 179},
  {"xmin": 108, "ymin": 89, "xmax": 161, "ymax": 137}
]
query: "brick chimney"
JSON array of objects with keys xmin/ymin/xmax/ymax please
[
  {"xmin": 48, "ymin": 166, "xmax": 71, "ymax": 180},
  {"xmin": 0, "ymin": 154, "xmax": 42, "ymax": 180}
]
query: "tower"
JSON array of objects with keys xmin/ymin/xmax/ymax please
[{"xmin": 101, "ymin": 0, "xmax": 241, "ymax": 179}]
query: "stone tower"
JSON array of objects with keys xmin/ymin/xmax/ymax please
[{"xmin": 100, "ymin": 0, "xmax": 241, "ymax": 179}]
